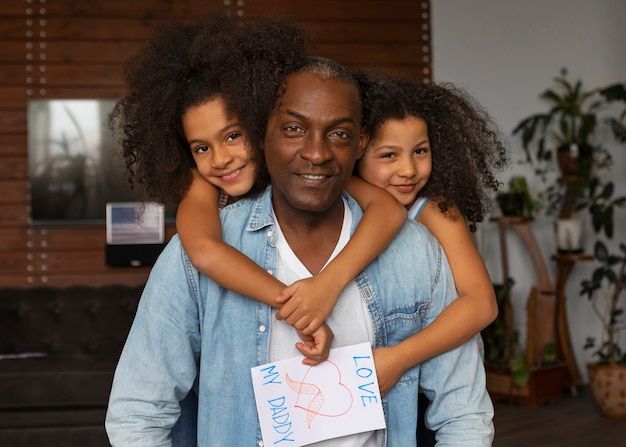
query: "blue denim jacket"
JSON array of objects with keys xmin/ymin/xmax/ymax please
[{"xmin": 106, "ymin": 187, "xmax": 494, "ymax": 446}]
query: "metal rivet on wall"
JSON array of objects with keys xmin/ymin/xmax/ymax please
[
  {"xmin": 26, "ymin": 0, "xmax": 46, "ymax": 98},
  {"xmin": 419, "ymin": 1, "xmax": 431, "ymax": 83}
]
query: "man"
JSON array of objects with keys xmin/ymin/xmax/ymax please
[{"xmin": 106, "ymin": 57, "xmax": 494, "ymax": 446}]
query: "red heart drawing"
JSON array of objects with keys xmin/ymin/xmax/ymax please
[{"xmin": 286, "ymin": 360, "xmax": 354, "ymax": 428}]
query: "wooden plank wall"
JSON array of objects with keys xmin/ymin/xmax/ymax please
[{"xmin": 0, "ymin": 0, "xmax": 432, "ymax": 288}]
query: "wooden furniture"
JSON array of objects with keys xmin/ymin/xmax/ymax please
[
  {"xmin": 552, "ymin": 253, "xmax": 593, "ymax": 391},
  {"xmin": 0, "ymin": 285, "xmax": 142, "ymax": 447},
  {"xmin": 492, "ymin": 216, "xmax": 557, "ymax": 366},
  {"xmin": 487, "ymin": 217, "xmax": 567, "ymax": 407}
]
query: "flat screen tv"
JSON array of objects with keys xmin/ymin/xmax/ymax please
[{"xmin": 27, "ymin": 99, "xmax": 176, "ymax": 225}]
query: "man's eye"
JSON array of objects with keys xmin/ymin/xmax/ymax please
[
  {"xmin": 285, "ymin": 125, "xmax": 304, "ymax": 133},
  {"xmin": 329, "ymin": 130, "xmax": 349, "ymax": 138}
]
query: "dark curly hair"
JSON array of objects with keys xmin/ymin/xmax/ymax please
[
  {"xmin": 355, "ymin": 71, "xmax": 509, "ymax": 230},
  {"xmin": 109, "ymin": 12, "xmax": 308, "ymax": 204}
]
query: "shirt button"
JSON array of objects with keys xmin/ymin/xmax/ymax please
[
  {"xmin": 267, "ymin": 230, "xmax": 273, "ymax": 238},
  {"xmin": 259, "ymin": 325, "xmax": 266, "ymax": 332},
  {"xmin": 266, "ymin": 269, "xmax": 273, "ymax": 276},
  {"xmin": 258, "ymin": 441, "xmax": 264, "ymax": 447}
]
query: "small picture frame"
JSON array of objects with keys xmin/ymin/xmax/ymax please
[{"xmin": 106, "ymin": 202, "xmax": 165, "ymax": 245}]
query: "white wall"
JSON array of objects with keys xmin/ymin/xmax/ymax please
[{"xmin": 431, "ymin": 0, "xmax": 626, "ymax": 383}]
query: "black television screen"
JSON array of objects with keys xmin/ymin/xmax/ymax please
[{"xmin": 27, "ymin": 99, "xmax": 175, "ymax": 225}]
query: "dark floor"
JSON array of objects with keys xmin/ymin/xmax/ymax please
[{"xmin": 493, "ymin": 386, "xmax": 626, "ymax": 446}]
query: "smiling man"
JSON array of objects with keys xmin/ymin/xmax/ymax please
[{"xmin": 106, "ymin": 56, "xmax": 494, "ymax": 446}]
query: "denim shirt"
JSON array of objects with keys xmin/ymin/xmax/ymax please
[{"xmin": 106, "ymin": 187, "xmax": 494, "ymax": 447}]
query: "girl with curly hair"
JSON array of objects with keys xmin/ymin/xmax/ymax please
[
  {"xmin": 351, "ymin": 72, "xmax": 507, "ymax": 444},
  {"xmin": 110, "ymin": 13, "xmax": 407, "ymax": 365},
  {"xmin": 353, "ymin": 70, "xmax": 509, "ymax": 392}
]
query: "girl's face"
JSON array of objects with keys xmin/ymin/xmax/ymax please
[
  {"xmin": 357, "ymin": 116, "xmax": 432, "ymax": 208},
  {"xmin": 183, "ymin": 96, "xmax": 257, "ymax": 198}
]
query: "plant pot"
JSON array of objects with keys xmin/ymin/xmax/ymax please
[
  {"xmin": 486, "ymin": 363, "xmax": 567, "ymax": 407},
  {"xmin": 497, "ymin": 192, "xmax": 526, "ymax": 217},
  {"xmin": 557, "ymin": 143, "xmax": 593, "ymax": 179},
  {"xmin": 587, "ymin": 363, "xmax": 626, "ymax": 418},
  {"xmin": 554, "ymin": 218, "xmax": 583, "ymax": 254}
]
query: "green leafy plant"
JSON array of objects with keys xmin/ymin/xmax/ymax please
[
  {"xmin": 512, "ymin": 69, "xmax": 626, "ymax": 230},
  {"xmin": 580, "ymin": 241, "xmax": 626, "ymax": 365}
]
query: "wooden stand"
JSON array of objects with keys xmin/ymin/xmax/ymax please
[
  {"xmin": 552, "ymin": 253, "xmax": 593, "ymax": 391},
  {"xmin": 488, "ymin": 217, "xmax": 565, "ymax": 406},
  {"xmin": 491, "ymin": 217, "xmax": 557, "ymax": 366}
]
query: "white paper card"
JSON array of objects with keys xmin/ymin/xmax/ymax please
[{"xmin": 251, "ymin": 342, "xmax": 386, "ymax": 447}]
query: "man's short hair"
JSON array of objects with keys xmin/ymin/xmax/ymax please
[{"xmin": 297, "ymin": 56, "xmax": 357, "ymax": 87}]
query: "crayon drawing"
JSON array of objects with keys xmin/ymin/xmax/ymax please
[{"xmin": 286, "ymin": 360, "xmax": 354, "ymax": 428}]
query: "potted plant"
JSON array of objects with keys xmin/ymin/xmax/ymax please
[
  {"xmin": 496, "ymin": 176, "xmax": 534, "ymax": 218},
  {"xmin": 512, "ymin": 69, "xmax": 626, "ymax": 252},
  {"xmin": 580, "ymin": 240, "xmax": 626, "ymax": 418}
]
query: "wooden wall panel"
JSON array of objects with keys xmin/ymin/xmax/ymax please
[
  {"xmin": 0, "ymin": 159, "xmax": 27, "ymax": 180},
  {"xmin": 0, "ymin": 135, "xmax": 26, "ymax": 156},
  {"xmin": 0, "ymin": 0, "xmax": 431, "ymax": 288},
  {"xmin": 1, "ymin": 181, "xmax": 27, "ymax": 203}
]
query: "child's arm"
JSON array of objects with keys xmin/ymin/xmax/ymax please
[
  {"xmin": 176, "ymin": 170, "xmax": 333, "ymax": 365},
  {"xmin": 275, "ymin": 176, "xmax": 407, "ymax": 333},
  {"xmin": 373, "ymin": 201, "xmax": 497, "ymax": 395}
]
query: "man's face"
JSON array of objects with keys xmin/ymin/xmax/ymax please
[{"xmin": 264, "ymin": 72, "xmax": 364, "ymax": 215}]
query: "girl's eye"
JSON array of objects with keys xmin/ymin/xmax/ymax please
[
  {"xmin": 414, "ymin": 146, "xmax": 430, "ymax": 155},
  {"xmin": 226, "ymin": 132, "xmax": 241, "ymax": 143},
  {"xmin": 193, "ymin": 145, "xmax": 209, "ymax": 155},
  {"xmin": 380, "ymin": 152, "xmax": 396, "ymax": 159}
]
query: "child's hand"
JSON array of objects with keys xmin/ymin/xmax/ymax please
[
  {"xmin": 372, "ymin": 346, "xmax": 407, "ymax": 397},
  {"xmin": 275, "ymin": 274, "xmax": 341, "ymax": 335},
  {"xmin": 295, "ymin": 322, "xmax": 334, "ymax": 366}
]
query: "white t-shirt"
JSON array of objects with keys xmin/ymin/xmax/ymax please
[{"xmin": 269, "ymin": 198, "xmax": 377, "ymax": 447}]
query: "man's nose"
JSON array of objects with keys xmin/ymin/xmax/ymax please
[{"xmin": 300, "ymin": 133, "xmax": 332, "ymax": 165}]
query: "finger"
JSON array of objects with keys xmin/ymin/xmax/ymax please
[
  {"xmin": 301, "ymin": 357, "xmax": 322, "ymax": 366},
  {"xmin": 290, "ymin": 315, "xmax": 315, "ymax": 332},
  {"xmin": 295, "ymin": 343, "xmax": 323, "ymax": 365},
  {"xmin": 274, "ymin": 290, "xmax": 293, "ymax": 304},
  {"xmin": 301, "ymin": 318, "xmax": 324, "ymax": 336},
  {"xmin": 276, "ymin": 302, "xmax": 297, "ymax": 321}
]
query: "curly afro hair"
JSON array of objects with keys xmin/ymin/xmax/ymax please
[
  {"xmin": 355, "ymin": 71, "xmax": 509, "ymax": 230},
  {"xmin": 109, "ymin": 12, "xmax": 309, "ymax": 204}
]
